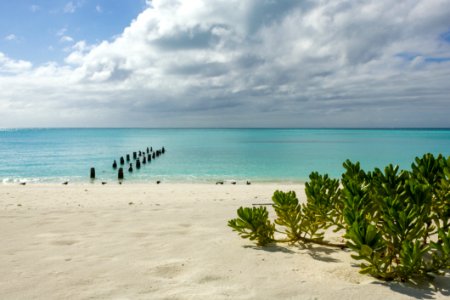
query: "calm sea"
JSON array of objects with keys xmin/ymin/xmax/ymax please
[{"xmin": 0, "ymin": 128, "xmax": 449, "ymax": 184}]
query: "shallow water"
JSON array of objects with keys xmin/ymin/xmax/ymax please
[{"xmin": 1, "ymin": 128, "xmax": 449, "ymax": 183}]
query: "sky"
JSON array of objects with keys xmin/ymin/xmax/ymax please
[{"xmin": 0, "ymin": 0, "xmax": 450, "ymax": 128}]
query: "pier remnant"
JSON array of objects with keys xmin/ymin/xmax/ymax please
[
  {"xmin": 136, "ymin": 159, "xmax": 141, "ymax": 169},
  {"xmin": 120, "ymin": 157, "xmax": 125, "ymax": 165},
  {"xmin": 133, "ymin": 152, "xmax": 137, "ymax": 159},
  {"xmin": 128, "ymin": 163, "xmax": 133, "ymax": 172},
  {"xmin": 112, "ymin": 160, "xmax": 117, "ymax": 169},
  {"xmin": 162, "ymin": 147, "xmax": 165, "ymax": 154},
  {"xmin": 90, "ymin": 167, "xmax": 96, "ymax": 179},
  {"xmin": 143, "ymin": 157, "xmax": 147, "ymax": 164},
  {"xmin": 146, "ymin": 147, "xmax": 149, "ymax": 154},
  {"xmin": 118, "ymin": 168, "xmax": 124, "ymax": 180},
  {"xmin": 126, "ymin": 154, "xmax": 130, "ymax": 162},
  {"xmin": 148, "ymin": 154, "xmax": 151, "ymax": 162}
]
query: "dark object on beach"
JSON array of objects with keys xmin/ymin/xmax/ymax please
[
  {"xmin": 162, "ymin": 147, "xmax": 165, "ymax": 154},
  {"xmin": 62, "ymin": 181, "xmax": 68, "ymax": 185},
  {"xmin": 126, "ymin": 154, "xmax": 130, "ymax": 162},
  {"xmin": 156, "ymin": 180, "xmax": 161, "ymax": 184},
  {"xmin": 120, "ymin": 157, "xmax": 125, "ymax": 165},
  {"xmin": 216, "ymin": 181, "xmax": 224, "ymax": 185},
  {"xmin": 143, "ymin": 157, "xmax": 147, "ymax": 164},
  {"xmin": 136, "ymin": 159, "xmax": 141, "ymax": 169},
  {"xmin": 20, "ymin": 182, "xmax": 26, "ymax": 186},
  {"xmin": 146, "ymin": 147, "xmax": 149, "ymax": 154},
  {"xmin": 246, "ymin": 181, "xmax": 251, "ymax": 185},
  {"xmin": 231, "ymin": 181, "xmax": 236, "ymax": 185},
  {"xmin": 90, "ymin": 167, "xmax": 95, "ymax": 179},
  {"xmin": 112, "ymin": 160, "xmax": 117, "ymax": 169},
  {"xmin": 133, "ymin": 152, "xmax": 137, "ymax": 159},
  {"xmin": 119, "ymin": 181, "xmax": 122, "ymax": 185},
  {"xmin": 102, "ymin": 182, "xmax": 107, "ymax": 185},
  {"xmin": 118, "ymin": 168, "xmax": 124, "ymax": 180},
  {"xmin": 152, "ymin": 153, "xmax": 156, "ymax": 159},
  {"xmin": 128, "ymin": 163, "xmax": 133, "ymax": 172}
]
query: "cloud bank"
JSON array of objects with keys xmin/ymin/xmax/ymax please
[{"xmin": 1, "ymin": 0, "xmax": 450, "ymax": 127}]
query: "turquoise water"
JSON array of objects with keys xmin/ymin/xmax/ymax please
[{"xmin": 0, "ymin": 128, "xmax": 449, "ymax": 183}]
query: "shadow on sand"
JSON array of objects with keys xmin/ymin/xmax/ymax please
[
  {"xmin": 243, "ymin": 243, "xmax": 343, "ymax": 262},
  {"xmin": 372, "ymin": 275, "xmax": 450, "ymax": 299},
  {"xmin": 243, "ymin": 243, "xmax": 450, "ymax": 298}
]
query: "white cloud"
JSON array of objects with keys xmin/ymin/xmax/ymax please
[
  {"xmin": 0, "ymin": 52, "xmax": 32, "ymax": 73},
  {"xmin": 96, "ymin": 5, "xmax": 102, "ymax": 13},
  {"xmin": 64, "ymin": 1, "xmax": 83, "ymax": 14},
  {"xmin": 60, "ymin": 35, "xmax": 74, "ymax": 43},
  {"xmin": 4, "ymin": 34, "xmax": 17, "ymax": 41},
  {"xmin": 56, "ymin": 27, "xmax": 68, "ymax": 37},
  {"xmin": 30, "ymin": 5, "xmax": 40, "ymax": 12},
  {"xmin": 1, "ymin": 0, "xmax": 450, "ymax": 127}
]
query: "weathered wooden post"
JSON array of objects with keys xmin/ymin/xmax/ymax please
[
  {"xmin": 136, "ymin": 159, "xmax": 141, "ymax": 169},
  {"xmin": 128, "ymin": 163, "xmax": 133, "ymax": 172},
  {"xmin": 133, "ymin": 152, "xmax": 137, "ymax": 159},
  {"xmin": 90, "ymin": 167, "xmax": 95, "ymax": 179},
  {"xmin": 139, "ymin": 151, "xmax": 142, "ymax": 157},
  {"xmin": 126, "ymin": 154, "xmax": 130, "ymax": 162},
  {"xmin": 120, "ymin": 156, "xmax": 125, "ymax": 165},
  {"xmin": 146, "ymin": 147, "xmax": 149, "ymax": 154},
  {"xmin": 150, "ymin": 147, "xmax": 153, "ymax": 152},
  {"xmin": 112, "ymin": 160, "xmax": 117, "ymax": 169},
  {"xmin": 143, "ymin": 157, "xmax": 147, "ymax": 164},
  {"xmin": 148, "ymin": 154, "xmax": 151, "ymax": 162},
  {"xmin": 152, "ymin": 152, "xmax": 155, "ymax": 159},
  {"xmin": 118, "ymin": 168, "xmax": 124, "ymax": 180},
  {"xmin": 162, "ymin": 147, "xmax": 165, "ymax": 154}
]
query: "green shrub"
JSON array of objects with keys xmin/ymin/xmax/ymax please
[{"xmin": 228, "ymin": 153, "xmax": 450, "ymax": 282}]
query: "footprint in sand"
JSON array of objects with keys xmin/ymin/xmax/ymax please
[
  {"xmin": 152, "ymin": 263, "xmax": 185, "ymax": 279},
  {"xmin": 198, "ymin": 275, "xmax": 224, "ymax": 284},
  {"xmin": 50, "ymin": 240, "xmax": 78, "ymax": 246}
]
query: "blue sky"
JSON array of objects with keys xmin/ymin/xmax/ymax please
[
  {"xmin": 0, "ymin": 1, "xmax": 147, "ymax": 64},
  {"xmin": 0, "ymin": 0, "xmax": 450, "ymax": 128}
]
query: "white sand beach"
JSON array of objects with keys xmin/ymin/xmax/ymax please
[{"xmin": 1, "ymin": 183, "xmax": 449, "ymax": 299}]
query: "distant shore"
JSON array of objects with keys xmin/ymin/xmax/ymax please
[{"xmin": 1, "ymin": 183, "xmax": 448, "ymax": 299}]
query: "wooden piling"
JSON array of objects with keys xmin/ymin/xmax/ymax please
[
  {"xmin": 128, "ymin": 163, "xmax": 133, "ymax": 172},
  {"xmin": 133, "ymin": 152, "xmax": 137, "ymax": 159},
  {"xmin": 126, "ymin": 154, "xmax": 130, "ymax": 162},
  {"xmin": 136, "ymin": 159, "xmax": 141, "ymax": 169},
  {"xmin": 90, "ymin": 167, "xmax": 95, "ymax": 179},
  {"xmin": 143, "ymin": 157, "xmax": 147, "ymax": 164},
  {"xmin": 112, "ymin": 160, "xmax": 117, "ymax": 169},
  {"xmin": 120, "ymin": 157, "xmax": 125, "ymax": 165},
  {"xmin": 118, "ymin": 168, "xmax": 124, "ymax": 180}
]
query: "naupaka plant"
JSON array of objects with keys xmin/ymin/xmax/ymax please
[{"xmin": 228, "ymin": 153, "xmax": 450, "ymax": 282}]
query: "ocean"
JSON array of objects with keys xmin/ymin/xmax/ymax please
[{"xmin": 0, "ymin": 128, "xmax": 449, "ymax": 184}]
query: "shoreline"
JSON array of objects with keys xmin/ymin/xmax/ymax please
[
  {"xmin": 1, "ymin": 179, "xmax": 309, "ymax": 186},
  {"xmin": 1, "ymin": 183, "xmax": 449, "ymax": 299}
]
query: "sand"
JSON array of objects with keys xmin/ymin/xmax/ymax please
[{"xmin": 1, "ymin": 183, "xmax": 449, "ymax": 299}]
